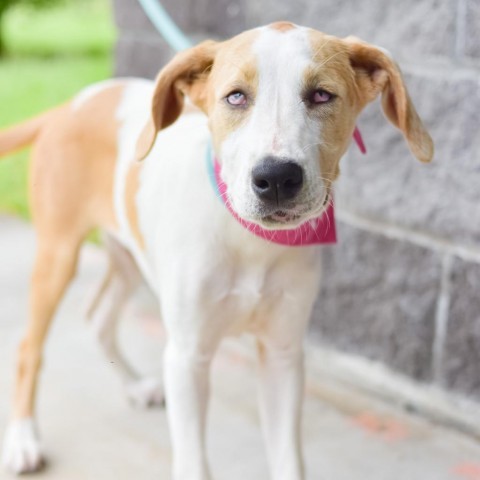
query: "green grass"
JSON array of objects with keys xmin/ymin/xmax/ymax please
[
  {"xmin": 4, "ymin": 0, "xmax": 115, "ymax": 58},
  {"xmin": 0, "ymin": 0, "xmax": 116, "ymax": 218}
]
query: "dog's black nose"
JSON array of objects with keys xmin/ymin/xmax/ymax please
[{"xmin": 252, "ymin": 157, "xmax": 303, "ymax": 204}]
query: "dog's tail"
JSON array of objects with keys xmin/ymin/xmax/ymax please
[{"xmin": 0, "ymin": 110, "xmax": 55, "ymax": 158}]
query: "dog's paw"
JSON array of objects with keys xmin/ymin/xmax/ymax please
[
  {"xmin": 126, "ymin": 377, "xmax": 165, "ymax": 408},
  {"xmin": 2, "ymin": 418, "xmax": 45, "ymax": 474}
]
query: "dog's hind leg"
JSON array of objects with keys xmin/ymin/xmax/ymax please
[
  {"xmin": 87, "ymin": 235, "xmax": 164, "ymax": 408},
  {"xmin": 2, "ymin": 230, "xmax": 85, "ymax": 474}
]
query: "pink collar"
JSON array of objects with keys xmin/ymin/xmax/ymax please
[{"xmin": 209, "ymin": 127, "xmax": 366, "ymax": 247}]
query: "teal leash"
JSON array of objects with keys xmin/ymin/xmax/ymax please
[
  {"xmin": 205, "ymin": 142, "xmax": 222, "ymax": 200},
  {"xmin": 136, "ymin": 0, "xmax": 193, "ymax": 51}
]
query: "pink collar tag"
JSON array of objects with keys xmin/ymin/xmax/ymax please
[{"xmin": 353, "ymin": 126, "xmax": 367, "ymax": 154}]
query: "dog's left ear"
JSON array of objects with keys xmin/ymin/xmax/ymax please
[
  {"xmin": 345, "ymin": 37, "xmax": 434, "ymax": 163},
  {"xmin": 135, "ymin": 40, "xmax": 219, "ymax": 161}
]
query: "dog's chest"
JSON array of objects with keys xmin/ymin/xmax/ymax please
[
  {"xmin": 209, "ymin": 267, "xmax": 285, "ymax": 334},
  {"xmin": 198, "ymin": 248, "xmax": 316, "ymax": 335}
]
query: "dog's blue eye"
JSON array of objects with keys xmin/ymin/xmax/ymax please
[{"xmin": 226, "ymin": 91, "xmax": 247, "ymax": 106}]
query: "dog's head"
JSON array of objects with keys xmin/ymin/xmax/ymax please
[{"xmin": 136, "ymin": 23, "xmax": 433, "ymax": 229}]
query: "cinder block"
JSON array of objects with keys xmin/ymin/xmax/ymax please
[
  {"xmin": 113, "ymin": 0, "xmax": 161, "ymax": 36},
  {"xmin": 113, "ymin": 0, "xmax": 196, "ymax": 35},
  {"xmin": 465, "ymin": 0, "xmax": 480, "ymax": 60},
  {"xmin": 246, "ymin": 0, "xmax": 455, "ymax": 62},
  {"xmin": 443, "ymin": 258, "xmax": 480, "ymax": 400},
  {"xmin": 192, "ymin": 0, "xmax": 247, "ymax": 37},
  {"xmin": 335, "ymin": 73, "xmax": 480, "ymax": 245},
  {"xmin": 114, "ymin": 0, "xmax": 247, "ymax": 43},
  {"xmin": 114, "ymin": 34, "xmax": 174, "ymax": 79},
  {"xmin": 113, "ymin": 0, "xmax": 248, "ymax": 79},
  {"xmin": 311, "ymin": 222, "xmax": 441, "ymax": 381}
]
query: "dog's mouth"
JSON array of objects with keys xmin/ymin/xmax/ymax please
[
  {"xmin": 263, "ymin": 210, "xmax": 302, "ymax": 224},
  {"xmin": 258, "ymin": 191, "xmax": 331, "ymax": 229}
]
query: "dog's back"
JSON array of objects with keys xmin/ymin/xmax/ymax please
[{"xmin": 0, "ymin": 80, "xmax": 146, "ymax": 233}]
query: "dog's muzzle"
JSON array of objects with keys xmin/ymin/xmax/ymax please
[{"xmin": 251, "ymin": 157, "xmax": 303, "ymax": 207}]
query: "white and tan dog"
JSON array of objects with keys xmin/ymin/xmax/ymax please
[{"xmin": 1, "ymin": 22, "xmax": 433, "ymax": 479}]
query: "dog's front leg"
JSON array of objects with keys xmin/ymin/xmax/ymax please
[
  {"xmin": 257, "ymin": 338, "xmax": 306, "ymax": 480},
  {"xmin": 164, "ymin": 338, "xmax": 216, "ymax": 480}
]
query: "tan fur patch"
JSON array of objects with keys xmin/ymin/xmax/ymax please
[
  {"xmin": 135, "ymin": 119, "xmax": 156, "ymax": 162},
  {"xmin": 29, "ymin": 84, "xmax": 125, "ymax": 237},
  {"xmin": 135, "ymin": 40, "xmax": 219, "ymax": 161},
  {"xmin": 270, "ymin": 21, "xmax": 296, "ymax": 32},
  {"xmin": 125, "ymin": 161, "xmax": 145, "ymax": 249},
  {"xmin": 207, "ymin": 29, "xmax": 260, "ymax": 153},
  {"xmin": 0, "ymin": 110, "xmax": 57, "ymax": 157},
  {"xmin": 306, "ymin": 31, "xmax": 358, "ymax": 185},
  {"xmin": 11, "ymin": 83, "xmax": 127, "ymax": 418},
  {"xmin": 182, "ymin": 102, "xmax": 203, "ymax": 115}
]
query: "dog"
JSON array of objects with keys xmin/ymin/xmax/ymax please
[{"xmin": 0, "ymin": 22, "xmax": 433, "ymax": 479}]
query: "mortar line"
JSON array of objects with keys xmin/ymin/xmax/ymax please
[
  {"xmin": 402, "ymin": 61, "xmax": 480, "ymax": 80},
  {"xmin": 336, "ymin": 209, "xmax": 480, "ymax": 264},
  {"xmin": 455, "ymin": 0, "xmax": 467, "ymax": 60},
  {"xmin": 432, "ymin": 254, "xmax": 453, "ymax": 384}
]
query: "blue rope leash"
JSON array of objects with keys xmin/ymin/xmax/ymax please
[
  {"xmin": 137, "ymin": 0, "xmax": 193, "ymax": 52},
  {"xmin": 137, "ymin": 0, "xmax": 219, "ymax": 197}
]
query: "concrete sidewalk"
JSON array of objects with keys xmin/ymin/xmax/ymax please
[{"xmin": 1, "ymin": 215, "xmax": 479, "ymax": 480}]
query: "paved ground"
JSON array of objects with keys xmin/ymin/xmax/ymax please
[{"xmin": 1, "ymin": 215, "xmax": 480, "ymax": 480}]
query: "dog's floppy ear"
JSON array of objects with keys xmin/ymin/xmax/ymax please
[
  {"xmin": 135, "ymin": 40, "xmax": 219, "ymax": 161},
  {"xmin": 345, "ymin": 36, "xmax": 434, "ymax": 163}
]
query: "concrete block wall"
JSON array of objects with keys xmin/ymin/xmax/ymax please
[{"xmin": 113, "ymin": 0, "xmax": 480, "ymax": 402}]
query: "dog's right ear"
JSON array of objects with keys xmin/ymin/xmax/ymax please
[{"xmin": 135, "ymin": 40, "xmax": 219, "ymax": 161}]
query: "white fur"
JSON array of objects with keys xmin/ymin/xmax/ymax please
[
  {"xmin": 2, "ymin": 418, "xmax": 43, "ymax": 474},
  {"xmin": 87, "ymin": 234, "xmax": 166, "ymax": 407},
  {"xmin": 71, "ymin": 78, "xmax": 131, "ymax": 111},
  {"xmin": 112, "ymin": 79, "xmax": 157, "ymax": 289},
  {"xmin": 125, "ymin": 377, "xmax": 165, "ymax": 408}
]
